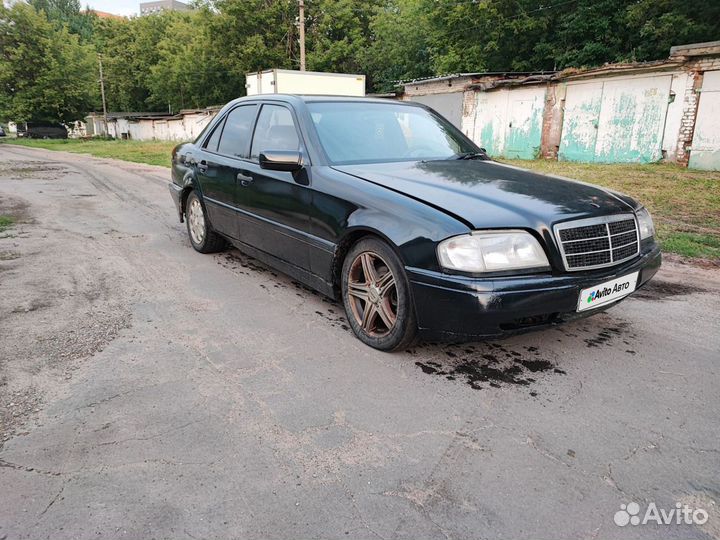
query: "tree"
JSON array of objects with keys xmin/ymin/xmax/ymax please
[
  {"xmin": 625, "ymin": 0, "xmax": 720, "ymax": 62},
  {"xmin": 0, "ymin": 3, "xmax": 98, "ymax": 123},
  {"xmin": 304, "ymin": 0, "xmax": 382, "ymax": 79},
  {"xmin": 419, "ymin": 0, "xmax": 720, "ymax": 74},
  {"xmin": 92, "ymin": 13, "xmax": 171, "ymax": 111},
  {"xmin": 364, "ymin": 0, "xmax": 432, "ymax": 91},
  {"xmin": 207, "ymin": 0, "xmax": 298, "ymax": 96},
  {"xmin": 29, "ymin": 0, "xmax": 96, "ymax": 41},
  {"xmin": 148, "ymin": 7, "xmax": 236, "ymax": 111}
]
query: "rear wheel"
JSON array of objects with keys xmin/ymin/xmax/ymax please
[
  {"xmin": 185, "ymin": 191, "xmax": 225, "ymax": 253},
  {"xmin": 341, "ymin": 238, "xmax": 417, "ymax": 351}
]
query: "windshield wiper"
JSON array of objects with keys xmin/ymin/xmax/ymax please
[{"xmin": 452, "ymin": 151, "xmax": 489, "ymax": 160}]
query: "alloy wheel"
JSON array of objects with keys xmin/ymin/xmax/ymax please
[
  {"xmin": 347, "ymin": 251, "xmax": 398, "ymax": 337},
  {"xmin": 188, "ymin": 198, "xmax": 206, "ymax": 245}
]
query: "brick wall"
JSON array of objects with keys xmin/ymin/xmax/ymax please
[
  {"xmin": 675, "ymin": 57, "xmax": 720, "ymax": 166},
  {"xmin": 540, "ymin": 83, "xmax": 566, "ymax": 159},
  {"xmin": 675, "ymin": 71, "xmax": 703, "ymax": 166},
  {"xmin": 403, "ymin": 77, "xmax": 474, "ymax": 97}
]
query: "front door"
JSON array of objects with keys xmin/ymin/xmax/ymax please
[{"xmin": 231, "ymin": 103, "xmax": 312, "ymax": 271}]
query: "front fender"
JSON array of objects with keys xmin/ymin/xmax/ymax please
[{"xmin": 342, "ymin": 204, "xmax": 467, "ymax": 272}]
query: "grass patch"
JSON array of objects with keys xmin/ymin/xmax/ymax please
[
  {"xmin": 0, "ymin": 215, "xmax": 14, "ymax": 233},
  {"xmin": 659, "ymin": 230, "xmax": 720, "ymax": 259},
  {"xmin": 1, "ymin": 138, "xmax": 179, "ymax": 167},
  {"xmin": 502, "ymin": 159, "xmax": 720, "ymax": 261}
]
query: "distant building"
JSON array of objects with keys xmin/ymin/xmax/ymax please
[
  {"xmin": 82, "ymin": 9, "xmax": 125, "ymax": 20},
  {"xmin": 139, "ymin": 0, "xmax": 191, "ymax": 15}
]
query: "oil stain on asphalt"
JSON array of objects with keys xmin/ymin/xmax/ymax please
[
  {"xmin": 409, "ymin": 342, "xmax": 566, "ymax": 393},
  {"xmin": 632, "ymin": 279, "xmax": 707, "ymax": 300}
]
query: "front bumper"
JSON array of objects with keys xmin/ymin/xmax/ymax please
[{"xmin": 408, "ymin": 243, "xmax": 661, "ymax": 340}]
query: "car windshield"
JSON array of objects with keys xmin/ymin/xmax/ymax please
[{"xmin": 307, "ymin": 101, "xmax": 477, "ymax": 165}]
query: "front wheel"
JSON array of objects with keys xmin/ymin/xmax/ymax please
[
  {"xmin": 341, "ymin": 238, "xmax": 417, "ymax": 351},
  {"xmin": 185, "ymin": 191, "xmax": 226, "ymax": 253}
]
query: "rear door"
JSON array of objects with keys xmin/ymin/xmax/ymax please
[
  {"xmin": 195, "ymin": 104, "xmax": 258, "ymax": 237},
  {"xmin": 230, "ymin": 103, "xmax": 312, "ymax": 270}
]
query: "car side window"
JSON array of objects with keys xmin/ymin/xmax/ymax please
[
  {"xmin": 216, "ymin": 105, "xmax": 257, "ymax": 158},
  {"xmin": 204, "ymin": 118, "xmax": 226, "ymax": 152},
  {"xmin": 250, "ymin": 104, "xmax": 299, "ymax": 160}
]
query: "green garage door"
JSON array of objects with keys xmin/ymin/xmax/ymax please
[{"xmin": 559, "ymin": 75, "xmax": 672, "ymax": 163}]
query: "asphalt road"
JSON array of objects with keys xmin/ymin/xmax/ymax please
[{"xmin": 1, "ymin": 144, "xmax": 719, "ymax": 540}]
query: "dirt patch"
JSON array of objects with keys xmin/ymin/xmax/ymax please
[
  {"xmin": 632, "ymin": 279, "xmax": 707, "ymax": 301},
  {"xmin": 0, "ymin": 251, "xmax": 20, "ymax": 261},
  {"xmin": 0, "ymin": 190, "xmax": 132, "ymax": 449},
  {"xmin": 0, "ymin": 160, "xmax": 69, "ymax": 181},
  {"xmin": 0, "ymin": 194, "xmax": 32, "ymax": 225}
]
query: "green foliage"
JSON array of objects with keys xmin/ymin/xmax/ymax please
[
  {"xmin": 0, "ymin": 215, "xmax": 14, "ymax": 233},
  {"xmin": 304, "ymin": 0, "xmax": 380, "ymax": 77},
  {"xmin": 659, "ymin": 231, "xmax": 720, "ymax": 259},
  {"xmin": 91, "ymin": 14, "xmax": 172, "ymax": 111},
  {"xmin": 209, "ymin": 0, "xmax": 297, "ymax": 72},
  {"xmin": 0, "ymin": 3, "xmax": 98, "ymax": 123},
  {"xmin": 423, "ymin": 0, "xmax": 720, "ymax": 73},
  {"xmin": 29, "ymin": 0, "xmax": 96, "ymax": 41},
  {"xmin": 364, "ymin": 1, "xmax": 432, "ymax": 92}
]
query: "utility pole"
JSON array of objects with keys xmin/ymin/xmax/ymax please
[
  {"xmin": 298, "ymin": 0, "xmax": 306, "ymax": 71},
  {"xmin": 98, "ymin": 57, "xmax": 109, "ymax": 137}
]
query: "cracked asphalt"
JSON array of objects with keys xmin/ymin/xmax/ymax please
[{"xmin": 1, "ymin": 144, "xmax": 719, "ymax": 540}]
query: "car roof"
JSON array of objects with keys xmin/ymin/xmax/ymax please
[{"xmin": 231, "ymin": 94, "xmax": 422, "ymax": 107}]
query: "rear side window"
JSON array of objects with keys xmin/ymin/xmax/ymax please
[
  {"xmin": 204, "ymin": 118, "xmax": 225, "ymax": 152},
  {"xmin": 217, "ymin": 105, "xmax": 257, "ymax": 158},
  {"xmin": 250, "ymin": 105, "xmax": 299, "ymax": 159}
]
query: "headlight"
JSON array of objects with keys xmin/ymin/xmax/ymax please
[
  {"xmin": 437, "ymin": 231, "xmax": 549, "ymax": 273},
  {"xmin": 636, "ymin": 207, "xmax": 655, "ymax": 240}
]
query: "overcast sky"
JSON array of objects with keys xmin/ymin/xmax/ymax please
[{"xmin": 85, "ymin": 0, "xmax": 139, "ymax": 16}]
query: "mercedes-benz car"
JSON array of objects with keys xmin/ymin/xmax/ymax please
[{"xmin": 169, "ymin": 95, "xmax": 660, "ymax": 351}]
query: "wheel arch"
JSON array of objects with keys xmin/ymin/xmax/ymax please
[
  {"xmin": 179, "ymin": 172, "xmax": 201, "ymax": 222},
  {"xmin": 331, "ymin": 227, "xmax": 405, "ymax": 297}
]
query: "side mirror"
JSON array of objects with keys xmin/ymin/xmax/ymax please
[{"xmin": 259, "ymin": 150, "xmax": 303, "ymax": 172}]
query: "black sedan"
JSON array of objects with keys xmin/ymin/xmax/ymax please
[{"xmin": 169, "ymin": 95, "xmax": 660, "ymax": 350}]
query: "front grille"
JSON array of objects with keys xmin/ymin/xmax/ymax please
[{"xmin": 554, "ymin": 214, "xmax": 640, "ymax": 271}]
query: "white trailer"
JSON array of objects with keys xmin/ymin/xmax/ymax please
[{"xmin": 245, "ymin": 69, "xmax": 365, "ymax": 97}]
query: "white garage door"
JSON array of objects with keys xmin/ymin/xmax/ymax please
[
  {"xmin": 689, "ymin": 70, "xmax": 720, "ymax": 171},
  {"xmin": 408, "ymin": 92, "xmax": 464, "ymax": 129}
]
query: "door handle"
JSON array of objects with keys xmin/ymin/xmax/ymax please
[
  {"xmin": 237, "ymin": 172, "xmax": 254, "ymax": 187},
  {"xmin": 197, "ymin": 159, "xmax": 208, "ymax": 172}
]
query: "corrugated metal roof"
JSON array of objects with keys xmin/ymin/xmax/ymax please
[{"xmin": 400, "ymin": 71, "xmax": 557, "ymax": 86}]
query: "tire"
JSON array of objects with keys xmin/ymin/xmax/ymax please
[
  {"xmin": 185, "ymin": 190, "xmax": 226, "ymax": 253},
  {"xmin": 341, "ymin": 237, "xmax": 417, "ymax": 351}
]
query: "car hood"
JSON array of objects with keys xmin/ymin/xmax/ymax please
[{"xmin": 333, "ymin": 160, "xmax": 637, "ymax": 230}]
